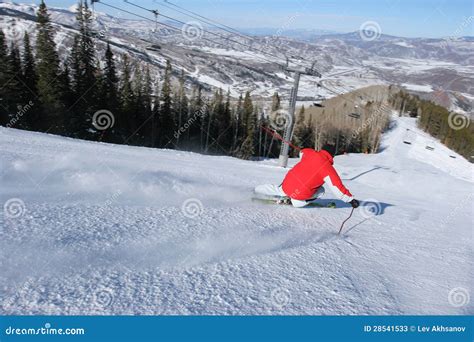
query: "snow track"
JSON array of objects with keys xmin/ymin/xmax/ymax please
[{"xmin": 1, "ymin": 116, "xmax": 473, "ymax": 315}]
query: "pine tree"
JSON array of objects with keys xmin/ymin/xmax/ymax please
[
  {"xmin": 188, "ymin": 85, "xmax": 203, "ymax": 149},
  {"xmin": 150, "ymin": 78, "xmax": 160, "ymax": 148},
  {"xmin": 102, "ymin": 43, "xmax": 119, "ymax": 113},
  {"xmin": 293, "ymin": 105, "xmax": 310, "ymax": 152},
  {"xmin": 69, "ymin": 0, "xmax": 99, "ymax": 136},
  {"xmin": 215, "ymin": 89, "xmax": 232, "ymax": 152},
  {"xmin": 158, "ymin": 60, "xmax": 174, "ymax": 147},
  {"xmin": 119, "ymin": 54, "xmax": 135, "ymax": 139},
  {"xmin": 36, "ymin": 0, "xmax": 64, "ymax": 132},
  {"xmin": 174, "ymin": 69, "xmax": 188, "ymax": 147},
  {"xmin": 237, "ymin": 91, "xmax": 256, "ymax": 159},
  {"xmin": 232, "ymin": 93, "xmax": 243, "ymax": 152},
  {"xmin": 22, "ymin": 32, "xmax": 39, "ymax": 130},
  {"xmin": 142, "ymin": 64, "xmax": 154, "ymax": 145},
  {"xmin": 0, "ymin": 31, "xmax": 9, "ymax": 126},
  {"xmin": 58, "ymin": 63, "xmax": 73, "ymax": 114},
  {"xmin": 271, "ymin": 92, "xmax": 281, "ymax": 111},
  {"xmin": 5, "ymin": 42, "xmax": 24, "ymax": 126}
]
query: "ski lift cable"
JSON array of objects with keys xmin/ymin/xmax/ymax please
[
  {"xmin": 159, "ymin": 0, "xmax": 253, "ymax": 41},
  {"xmin": 161, "ymin": 0, "xmax": 317, "ymax": 70},
  {"xmin": 163, "ymin": 0, "xmax": 251, "ymax": 39},
  {"xmin": 158, "ymin": 0, "xmax": 314, "ymax": 70},
  {"xmin": 100, "ymin": 0, "xmax": 282, "ymax": 66},
  {"xmin": 100, "ymin": 0, "xmax": 327, "ymax": 77},
  {"xmin": 97, "ymin": 0, "xmax": 282, "ymax": 66},
  {"xmin": 124, "ymin": 0, "xmax": 290, "ymax": 64},
  {"xmin": 98, "ymin": 0, "xmax": 349, "ymax": 103}
]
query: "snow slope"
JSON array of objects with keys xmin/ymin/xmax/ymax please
[{"xmin": 0, "ymin": 116, "xmax": 473, "ymax": 315}]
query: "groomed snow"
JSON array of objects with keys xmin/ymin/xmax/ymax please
[{"xmin": 0, "ymin": 116, "xmax": 473, "ymax": 315}]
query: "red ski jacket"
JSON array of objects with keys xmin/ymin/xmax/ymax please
[{"xmin": 281, "ymin": 149, "xmax": 354, "ymax": 202}]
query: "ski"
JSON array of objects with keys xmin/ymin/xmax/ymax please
[{"xmin": 251, "ymin": 196, "xmax": 336, "ymax": 208}]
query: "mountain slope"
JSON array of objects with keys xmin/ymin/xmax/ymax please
[
  {"xmin": 1, "ymin": 116, "xmax": 472, "ymax": 315},
  {"xmin": 1, "ymin": 1, "xmax": 473, "ymax": 105}
]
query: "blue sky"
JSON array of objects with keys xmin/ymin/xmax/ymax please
[{"xmin": 39, "ymin": 0, "xmax": 473, "ymax": 38}]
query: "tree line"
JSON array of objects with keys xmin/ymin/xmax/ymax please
[
  {"xmin": 0, "ymin": 1, "xmax": 288, "ymax": 159},
  {"xmin": 391, "ymin": 90, "xmax": 474, "ymax": 161}
]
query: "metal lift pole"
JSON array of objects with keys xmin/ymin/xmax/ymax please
[
  {"xmin": 278, "ymin": 70, "xmax": 301, "ymax": 168},
  {"xmin": 278, "ymin": 63, "xmax": 321, "ymax": 168}
]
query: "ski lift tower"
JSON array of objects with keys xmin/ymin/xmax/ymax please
[{"xmin": 278, "ymin": 61, "xmax": 321, "ymax": 168}]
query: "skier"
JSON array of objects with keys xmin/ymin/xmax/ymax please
[{"xmin": 255, "ymin": 148, "xmax": 360, "ymax": 208}]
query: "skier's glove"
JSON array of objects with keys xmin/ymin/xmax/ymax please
[{"xmin": 350, "ymin": 199, "xmax": 360, "ymax": 208}]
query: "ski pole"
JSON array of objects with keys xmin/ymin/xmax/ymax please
[
  {"xmin": 260, "ymin": 125, "xmax": 301, "ymax": 151},
  {"xmin": 338, "ymin": 207, "xmax": 354, "ymax": 235}
]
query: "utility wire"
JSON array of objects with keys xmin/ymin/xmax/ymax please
[
  {"xmin": 97, "ymin": 0, "xmax": 282, "ymax": 67},
  {"xmin": 162, "ymin": 0, "xmax": 317, "ymax": 69},
  {"xmin": 159, "ymin": 0, "xmax": 254, "ymax": 41},
  {"xmin": 99, "ymin": 0, "xmax": 356, "ymax": 103},
  {"xmin": 124, "ymin": 0, "xmax": 289, "ymax": 64}
]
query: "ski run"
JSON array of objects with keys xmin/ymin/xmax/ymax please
[{"xmin": 0, "ymin": 115, "xmax": 472, "ymax": 315}]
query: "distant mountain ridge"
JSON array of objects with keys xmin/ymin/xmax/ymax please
[{"xmin": 0, "ymin": 1, "xmax": 472, "ymax": 115}]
